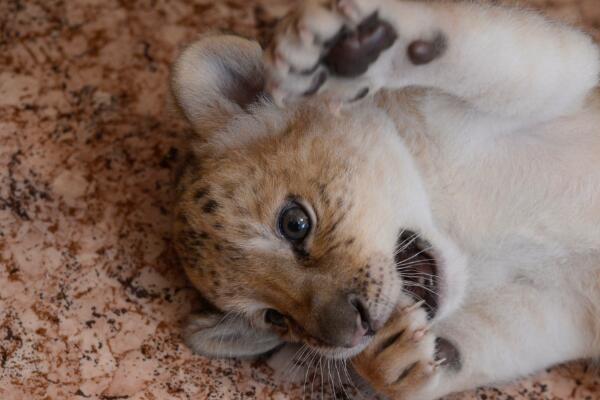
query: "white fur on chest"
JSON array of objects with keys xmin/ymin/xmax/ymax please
[{"xmin": 401, "ymin": 94, "xmax": 600, "ymax": 351}]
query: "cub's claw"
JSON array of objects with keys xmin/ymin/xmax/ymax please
[
  {"xmin": 352, "ymin": 306, "xmax": 439, "ymax": 399},
  {"xmin": 407, "ymin": 34, "xmax": 447, "ymax": 66}
]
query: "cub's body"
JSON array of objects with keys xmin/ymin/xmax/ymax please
[
  {"xmin": 171, "ymin": 1, "xmax": 600, "ymax": 398},
  {"xmin": 378, "ymin": 88, "xmax": 600, "ymax": 393}
]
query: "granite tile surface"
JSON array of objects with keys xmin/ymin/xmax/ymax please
[{"xmin": 1, "ymin": 0, "xmax": 599, "ymax": 399}]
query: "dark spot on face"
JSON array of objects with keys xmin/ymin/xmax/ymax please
[
  {"xmin": 223, "ymin": 243, "xmax": 244, "ymax": 262},
  {"xmin": 293, "ymin": 245, "xmax": 310, "ymax": 262},
  {"xmin": 236, "ymin": 206, "xmax": 250, "ymax": 216},
  {"xmin": 407, "ymin": 33, "xmax": 447, "ymax": 65},
  {"xmin": 213, "ymin": 223, "xmax": 223, "ymax": 230},
  {"xmin": 185, "ymin": 230, "xmax": 206, "ymax": 247},
  {"xmin": 316, "ymin": 183, "xmax": 330, "ymax": 206},
  {"xmin": 194, "ymin": 187, "xmax": 209, "ymax": 200},
  {"xmin": 345, "ymin": 238, "xmax": 355, "ymax": 246},
  {"xmin": 236, "ymin": 223, "xmax": 251, "ymax": 235},
  {"xmin": 214, "ymin": 243, "xmax": 222, "ymax": 251},
  {"xmin": 202, "ymin": 199, "xmax": 219, "ymax": 214}
]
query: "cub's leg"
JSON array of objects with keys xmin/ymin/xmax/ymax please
[
  {"xmin": 267, "ymin": 0, "xmax": 599, "ymax": 125},
  {"xmin": 353, "ymin": 286, "xmax": 598, "ymax": 400}
]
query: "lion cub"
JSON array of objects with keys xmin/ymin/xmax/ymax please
[{"xmin": 170, "ymin": 0, "xmax": 600, "ymax": 398}]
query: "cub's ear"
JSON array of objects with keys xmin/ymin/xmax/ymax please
[
  {"xmin": 182, "ymin": 311, "xmax": 283, "ymax": 359},
  {"xmin": 170, "ymin": 34, "xmax": 268, "ymax": 136}
]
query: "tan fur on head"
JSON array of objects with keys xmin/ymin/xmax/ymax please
[
  {"xmin": 171, "ymin": 0, "xmax": 600, "ymax": 398},
  {"xmin": 171, "ymin": 34, "xmax": 465, "ymax": 359}
]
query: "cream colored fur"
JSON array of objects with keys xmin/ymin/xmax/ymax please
[{"xmin": 170, "ymin": 1, "xmax": 600, "ymax": 398}]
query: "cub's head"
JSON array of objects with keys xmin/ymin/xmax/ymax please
[{"xmin": 171, "ymin": 35, "xmax": 466, "ymax": 359}]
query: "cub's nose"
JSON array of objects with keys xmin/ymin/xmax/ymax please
[{"xmin": 316, "ymin": 293, "xmax": 374, "ymax": 348}]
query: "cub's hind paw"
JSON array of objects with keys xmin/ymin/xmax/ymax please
[{"xmin": 265, "ymin": 0, "xmax": 397, "ymax": 106}]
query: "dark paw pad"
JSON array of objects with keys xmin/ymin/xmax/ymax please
[
  {"xmin": 435, "ymin": 337, "xmax": 461, "ymax": 371},
  {"xmin": 323, "ymin": 13, "xmax": 398, "ymax": 78},
  {"xmin": 407, "ymin": 33, "xmax": 447, "ymax": 65}
]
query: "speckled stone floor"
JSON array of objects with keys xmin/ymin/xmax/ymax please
[{"xmin": 1, "ymin": 0, "xmax": 599, "ymax": 399}]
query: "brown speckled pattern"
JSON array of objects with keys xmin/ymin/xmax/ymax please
[{"xmin": 0, "ymin": 0, "xmax": 599, "ymax": 399}]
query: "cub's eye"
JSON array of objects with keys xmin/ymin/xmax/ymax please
[
  {"xmin": 265, "ymin": 309, "xmax": 286, "ymax": 327},
  {"xmin": 278, "ymin": 203, "xmax": 311, "ymax": 241}
]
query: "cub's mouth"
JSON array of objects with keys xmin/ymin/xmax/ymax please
[{"xmin": 395, "ymin": 230, "xmax": 439, "ymax": 318}]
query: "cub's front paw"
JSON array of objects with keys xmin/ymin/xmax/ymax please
[
  {"xmin": 265, "ymin": 0, "xmax": 397, "ymax": 106},
  {"xmin": 352, "ymin": 305, "xmax": 441, "ymax": 400}
]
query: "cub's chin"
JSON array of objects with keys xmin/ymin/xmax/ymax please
[{"xmin": 309, "ymin": 337, "xmax": 373, "ymax": 360}]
